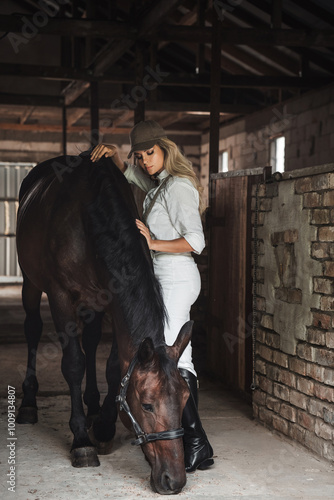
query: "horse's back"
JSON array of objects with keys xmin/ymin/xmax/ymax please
[
  {"xmin": 17, "ymin": 152, "xmax": 139, "ymax": 294},
  {"xmin": 19, "ymin": 156, "xmax": 63, "ymax": 202}
]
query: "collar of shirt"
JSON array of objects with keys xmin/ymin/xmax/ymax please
[{"xmin": 156, "ymin": 169, "xmax": 171, "ymax": 184}]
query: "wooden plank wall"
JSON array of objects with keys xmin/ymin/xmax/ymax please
[{"xmin": 207, "ymin": 168, "xmax": 269, "ymax": 394}]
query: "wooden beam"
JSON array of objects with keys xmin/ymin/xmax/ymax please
[
  {"xmin": 1, "ymin": 66, "xmax": 331, "ymax": 89},
  {"xmin": 154, "ymin": 26, "xmax": 334, "ymax": 46},
  {"xmin": 291, "ymin": 0, "xmax": 334, "ymax": 27},
  {"xmin": 145, "ymin": 102, "xmax": 258, "ymax": 114},
  {"xmin": 0, "ymin": 63, "xmax": 133, "ymax": 82},
  {"xmin": 138, "ymin": 0, "xmax": 185, "ymax": 36},
  {"xmin": 2, "ymin": 14, "xmax": 334, "ymax": 46},
  {"xmin": 66, "ymin": 0, "xmax": 186, "ymax": 106},
  {"xmin": 0, "ymin": 93, "xmax": 64, "ymax": 106},
  {"xmin": 61, "ymin": 80, "xmax": 90, "ymax": 107},
  {"xmin": 20, "ymin": 106, "xmax": 34, "ymax": 124},
  {"xmin": 158, "ymin": 112, "xmax": 187, "ymax": 128},
  {"xmin": 250, "ymin": 0, "xmax": 328, "ymax": 31},
  {"xmin": 0, "ymin": 122, "xmax": 202, "ymax": 136},
  {"xmin": 0, "ymin": 98, "xmax": 258, "ymax": 116},
  {"xmin": 93, "ymin": 39, "xmax": 134, "ymax": 77},
  {"xmin": 0, "ymin": 123, "xmax": 131, "ymax": 133},
  {"xmin": 108, "ymin": 110, "xmax": 134, "ymax": 132},
  {"xmin": 66, "ymin": 108, "xmax": 88, "ymax": 127},
  {"xmin": 155, "ymin": 25, "xmax": 212, "ymax": 42},
  {"xmin": 1, "ymin": 16, "xmax": 137, "ymax": 38},
  {"xmin": 220, "ymin": 45, "xmax": 286, "ymax": 76},
  {"xmin": 218, "ymin": 7, "xmax": 333, "ymax": 75}
]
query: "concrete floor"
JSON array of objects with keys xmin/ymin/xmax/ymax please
[{"xmin": 1, "ymin": 287, "xmax": 334, "ymax": 499}]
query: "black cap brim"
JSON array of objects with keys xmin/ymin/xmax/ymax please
[{"xmin": 127, "ymin": 138, "xmax": 167, "ymax": 159}]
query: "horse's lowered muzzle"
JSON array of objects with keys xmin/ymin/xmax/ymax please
[{"xmin": 150, "ymin": 471, "xmax": 186, "ymax": 495}]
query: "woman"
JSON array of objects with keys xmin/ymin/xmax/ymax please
[{"xmin": 91, "ymin": 120, "xmax": 214, "ymax": 472}]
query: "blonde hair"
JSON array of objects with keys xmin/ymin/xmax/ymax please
[{"xmin": 156, "ymin": 138, "xmax": 205, "ymax": 215}]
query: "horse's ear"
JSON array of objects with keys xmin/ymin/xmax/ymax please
[
  {"xmin": 166, "ymin": 320, "xmax": 193, "ymax": 362},
  {"xmin": 138, "ymin": 337, "xmax": 155, "ymax": 365}
]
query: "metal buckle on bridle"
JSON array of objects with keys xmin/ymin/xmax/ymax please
[{"xmin": 116, "ymin": 354, "xmax": 184, "ymax": 446}]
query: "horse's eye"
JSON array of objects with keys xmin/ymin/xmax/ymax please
[{"xmin": 142, "ymin": 403, "xmax": 154, "ymax": 413}]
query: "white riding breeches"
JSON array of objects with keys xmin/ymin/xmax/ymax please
[{"xmin": 153, "ymin": 253, "xmax": 201, "ymax": 377}]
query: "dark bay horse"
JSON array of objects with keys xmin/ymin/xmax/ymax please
[{"xmin": 16, "ymin": 152, "xmax": 192, "ymax": 495}]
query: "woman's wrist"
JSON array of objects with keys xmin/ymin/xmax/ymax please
[
  {"xmin": 150, "ymin": 239, "xmax": 158, "ymax": 251},
  {"xmin": 150, "ymin": 238, "xmax": 194, "ymax": 253}
]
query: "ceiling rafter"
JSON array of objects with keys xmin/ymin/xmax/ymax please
[
  {"xmin": 0, "ymin": 16, "xmax": 136, "ymax": 38},
  {"xmin": 1, "ymin": 0, "xmax": 334, "ymax": 137},
  {"xmin": 227, "ymin": 1, "xmax": 334, "ymax": 75},
  {"xmin": 291, "ymin": 0, "xmax": 334, "ymax": 27},
  {"xmin": 1, "ymin": 66, "xmax": 332, "ymax": 89},
  {"xmin": 2, "ymin": 14, "xmax": 334, "ymax": 47},
  {"xmin": 61, "ymin": 0, "xmax": 185, "ymax": 106}
]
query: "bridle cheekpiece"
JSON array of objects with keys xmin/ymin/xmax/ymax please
[{"xmin": 116, "ymin": 354, "xmax": 184, "ymax": 446}]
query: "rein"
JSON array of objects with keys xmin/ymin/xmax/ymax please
[
  {"xmin": 116, "ymin": 354, "xmax": 184, "ymax": 446},
  {"xmin": 142, "ymin": 174, "xmax": 172, "ymax": 225}
]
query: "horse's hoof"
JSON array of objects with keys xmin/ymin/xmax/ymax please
[
  {"xmin": 96, "ymin": 440, "xmax": 113, "ymax": 455},
  {"xmin": 16, "ymin": 406, "xmax": 38, "ymax": 424},
  {"xmin": 88, "ymin": 427, "xmax": 113, "ymax": 455},
  {"xmin": 70, "ymin": 447, "xmax": 100, "ymax": 468}
]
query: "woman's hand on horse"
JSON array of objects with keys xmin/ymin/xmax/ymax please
[
  {"xmin": 136, "ymin": 219, "xmax": 154, "ymax": 249},
  {"xmin": 90, "ymin": 144, "xmax": 126, "ymax": 172}
]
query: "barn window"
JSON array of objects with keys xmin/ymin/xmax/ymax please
[
  {"xmin": 219, "ymin": 150, "xmax": 229, "ymax": 173},
  {"xmin": 0, "ymin": 162, "xmax": 34, "ymax": 282},
  {"xmin": 270, "ymin": 136, "xmax": 285, "ymax": 173}
]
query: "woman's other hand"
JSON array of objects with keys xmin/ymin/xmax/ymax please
[
  {"xmin": 90, "ymin": 144, "xmax": 126, "ymax": 172},
  {"xmin": 136, "ymin": 219, "xmax": 194, "ymax": 253},
  {"xmin": 136, "ymin": 219, "xmax": 154, "ymax": 249}
]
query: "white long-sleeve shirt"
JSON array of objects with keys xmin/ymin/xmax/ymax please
[{"xmin": 124, "ymin": 163, "xmax": 205, "ymax": 256}]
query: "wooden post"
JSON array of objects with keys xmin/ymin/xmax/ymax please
[
  {"xmin": 86, "ymin": 0, "xmax": 97, "ymax": 66},
  {"xmin": 300, "ymin": 49, "xmax": 310, "ymax": 78},
  {"xmin": 207, "ymin": 10, "xmax": 222, "ymax": 378},
  {"xmin": 62, "ymin": 105, "xmax": 67, "ymax": 156},
  {"xmin": 197, "ymin": 0, "xmax": 206, "ymax": 74},
  {"xmin": 90, "ymin": 81, "xmax": 99, "ymax": 148},
  {"xmin": 134, "ymin": 42, "xmax": 146, "ymax": 125},
  {"xmin": 149, "ymin": 43, "xmax": 158, "ymax": 103},
  {"xmin": 271, "ymin": 0, "xmax": 282, "ymax": 28},
  {"xmin": 209, "ymin": 12, "xmax": 222, "ymax": 184}
]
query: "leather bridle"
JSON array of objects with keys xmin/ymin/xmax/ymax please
[{"xmin": 116, "ymin": 355, "xmax": 184, "ymax": 446}]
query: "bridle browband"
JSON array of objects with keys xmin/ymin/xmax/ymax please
[{"xmin": 116, "ymin": 354, "xmax": 184, "ymax": 446}]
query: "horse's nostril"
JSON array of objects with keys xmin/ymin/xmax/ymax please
[
  {"xmin": 152, "ymin": 470, "xmax": 184, "ymax": 495},
  {"xmin": 161, "ymin": 471, "xmax": 183, "ymax": 493},
  {"xmin": 161, "ymin": 471, "xmax": 172, "ymax": 491}
]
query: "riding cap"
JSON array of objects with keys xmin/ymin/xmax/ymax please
[{"xmin": 127, "ymin": 120, "xmax": 168, "ymax": 158}]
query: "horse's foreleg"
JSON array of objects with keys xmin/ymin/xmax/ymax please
[
  {"xmin": 89, "ymin": 338, "xmax": 120, "ymax": 454},
  {"xmin": 49, "ymin": 294, "xmax": 100, "ymax": 468},
  {"xmin": 17, "ymin": 274, "xmax": 43, "ymax": 424},
  {"xmin": 82, "ymin": 311, "xmax": 104, "ymax": 419}
]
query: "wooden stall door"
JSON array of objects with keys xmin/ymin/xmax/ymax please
[{"xmin": 207, "ymin": 168, "xmax": 269, "ymax": 395}]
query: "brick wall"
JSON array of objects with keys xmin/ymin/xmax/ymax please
[
  {"xmin": 252, "ymin": 167, "xmax": 334, "ymax": 462},
  {"xmin": 200, "ymin": 84, "xmax": 334, "ymax": 206}
]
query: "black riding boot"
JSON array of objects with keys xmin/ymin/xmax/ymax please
[{"xmin": 179, "ymin": 368, "xmax": 214, "ymax": 473}]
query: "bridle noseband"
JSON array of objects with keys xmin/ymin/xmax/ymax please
[{"xmin": 116, "ymin": 355, "xmax": 184, "ymax": 446}]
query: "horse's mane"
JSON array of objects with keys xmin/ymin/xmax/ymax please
[
  {"xmin": 83, "ymin": 155, "xmax": 167, "ymax": 349},
  {"xmin": 20, "ymin": 152, "xmax": 167, "ymax": 350}
]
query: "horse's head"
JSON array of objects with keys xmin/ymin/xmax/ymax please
[{"xmin": 120, "ymin": 321, "xmax": 193, "ymax": 495}]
